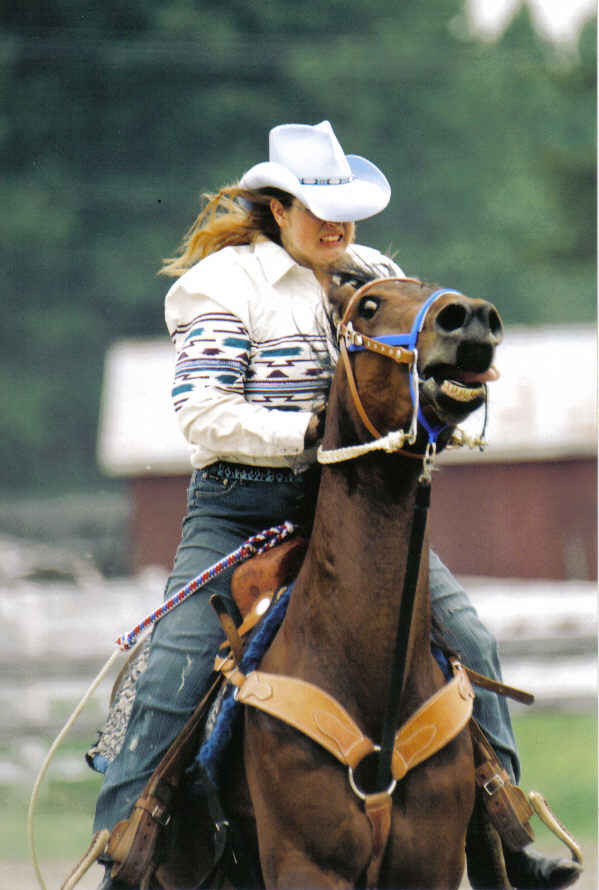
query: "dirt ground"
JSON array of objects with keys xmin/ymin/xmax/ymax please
[
  {"xmin": 4, "ymin": 852, "xmax": 596, "ymax": 890},
  {"xmin": 1, "ymin": 860, "xmax": 99, "ymax": 889}
]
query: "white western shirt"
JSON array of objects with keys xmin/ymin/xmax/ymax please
[{"xmin": 164, "ymin": 238, "xmax": 402, "ymax": 471}]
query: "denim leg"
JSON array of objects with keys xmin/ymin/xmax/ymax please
[
  {"xmin": 94, "ymin": 470, "xmax": 313, "ymax": 833},
  {"xmin": 94, "ymin": 519, "xmax": 241, "ymax": 829},
  {"xmin": 429, "ymin": 550, "xmax": 520, "ymax": 782}
]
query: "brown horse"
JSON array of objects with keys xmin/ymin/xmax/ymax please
[{"xmin": 162, "ymin": 275, "xmax": 504, "ymax": 890}]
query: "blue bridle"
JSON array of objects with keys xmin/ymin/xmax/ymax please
[{"xmin": 345, "ymin": 287, "xmax": 463, "ymax": 445}]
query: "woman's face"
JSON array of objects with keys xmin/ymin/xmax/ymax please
[{"xmin": 271, "ymin": 198, "xmax": 354, "ymax": 274}]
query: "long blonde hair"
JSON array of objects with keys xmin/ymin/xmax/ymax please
[{"xmin": 159, "ymin": 185, "xmax": 293, "ymax": 278}]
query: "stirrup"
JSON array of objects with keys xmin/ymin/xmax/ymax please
[
  {"xmin": 61, "ymin": 829, "xmax": 110, "ymax": 890},
  {"xmin": 528, "ymin": 791, "xmax": 584, "ymax": 867}
]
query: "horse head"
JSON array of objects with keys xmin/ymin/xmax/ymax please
[{"xmin": 326, "ymin": 272, "xmax": 503, "ymax": 454}]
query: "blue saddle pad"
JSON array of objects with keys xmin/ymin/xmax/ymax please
[{"xmin": 196, "ymin": 585, "xmax": 293, "ymax": 787}]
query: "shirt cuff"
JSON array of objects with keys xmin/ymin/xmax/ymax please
[{"xmin": 271, "ymin": 410, "xmax": 313, "ymax": 456}]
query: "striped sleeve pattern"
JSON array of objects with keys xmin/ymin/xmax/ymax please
[
  {"xmin": 171, "ymin": 311, "xmax": 250, "ymax": 413},
  {"xmin": 171, "ymin": 311, "xmax": 331, "ymax": 415},
  {"xmin": 247, "ymin": 332, "xmax": 330, "ymax": 410}
]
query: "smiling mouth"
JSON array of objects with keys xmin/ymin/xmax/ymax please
[{"xmin": 320, "ymin": 233, "xmax": 344, "ymax": 245}]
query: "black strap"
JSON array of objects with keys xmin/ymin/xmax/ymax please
[
  {"xmin": 376, "ymin": 479, "xmax": 431, "ymax": 791},
  {"xmin": 190, "ymin": 764, "xmax": 262, "ymax": 890}
]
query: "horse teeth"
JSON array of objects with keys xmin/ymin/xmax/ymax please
[{"xmin": 440, "ymin": 380, "xmax": 482, "ymax": 402}]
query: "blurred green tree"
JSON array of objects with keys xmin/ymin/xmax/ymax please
[{"xmin": 0, "ymin": 0, "xmax": 595, "ymax": 491}]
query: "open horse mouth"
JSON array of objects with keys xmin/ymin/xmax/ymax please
[{"xmin": 419, "ymin": 360, "xmax": 499, "ymax": 423}]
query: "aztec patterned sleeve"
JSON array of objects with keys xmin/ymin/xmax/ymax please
[{"xmin": 165, "ymin": 285, "xmax": 316, "ymax": 467}]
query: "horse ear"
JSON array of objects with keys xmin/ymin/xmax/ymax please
[{"xmin": 327, "ymin": 281, "xmax": 356, "ymax": 321}]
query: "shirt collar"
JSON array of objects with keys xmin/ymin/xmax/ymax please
[{"xmin": 253, "ymin": 238, "xmax": 310, "ymax": 287}]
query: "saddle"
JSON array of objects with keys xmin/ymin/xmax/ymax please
[{"xmin": 63, "ymin": 536, "xmax": 580, "ymax": 890}]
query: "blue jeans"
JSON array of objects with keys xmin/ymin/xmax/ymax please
[
  {"xmin": 430, "ymin": 551, "xmax": 519, "ymax": 782},
  {"xmin": 94, "ymin": 467, "xmax": 518, "ymax": 834}
]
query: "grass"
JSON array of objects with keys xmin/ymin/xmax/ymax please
[
  {"xmin": 3, "ymin": 769, "xmax": 102, "ymax": 862},
  {"xmin": 2, "ymin": 710, "xmax": 596, "ymax": 864},
  {"xmin": 512, "ymin": 710, "xmax": 597, "ymax": 845}
]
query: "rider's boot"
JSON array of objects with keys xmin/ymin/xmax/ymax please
[
  {"xmin": 502, "ymin": 847, "xmax": 581, "ymax": 889},
  {"xmin": 466, "ymin": 798, "xmax": 581, "ymax": 890}
]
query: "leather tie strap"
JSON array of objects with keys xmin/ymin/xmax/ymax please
[
  {"xmin": 464, "ymin": 666, "xmax": 534, "ymax": 706},
  {"xmin": 364, "ymin": 791, "xmax": 393, "ymax": 889},
  {"xmin": 470, "ymin": 719, "xmax": 535, "ymax": 851}
]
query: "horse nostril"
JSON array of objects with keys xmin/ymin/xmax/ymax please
[
  {"xmin": 436, "ymin": 303, "xmax": 468, "ymax": 333},
  {"xmin": 489, "ymin": 307, "xmax": 503, "ymax": 337}
]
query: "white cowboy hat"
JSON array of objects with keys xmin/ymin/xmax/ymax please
[{"xmin": 239, "ymin": 120, "xmax": 391, "ymax": 223}]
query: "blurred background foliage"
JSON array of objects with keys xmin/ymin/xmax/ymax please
[{"xmin": 1, "ymin": 0, "xmax": 596, "ymax": 493}]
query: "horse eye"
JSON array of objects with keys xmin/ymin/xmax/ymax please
[{"xmin": 358, "ymin": 297, "xmax": 380, "ymax": 320}]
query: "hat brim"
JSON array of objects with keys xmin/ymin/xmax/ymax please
[{"xmin": 239, "ymin": 154, "xmax": 390, "ymax": 222}]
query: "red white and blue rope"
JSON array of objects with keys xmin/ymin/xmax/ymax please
[{"xmin": 115, "ymin": 520, "xmax": 295, "ymax": 651}]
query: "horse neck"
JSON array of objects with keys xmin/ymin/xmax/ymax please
[{"xmin": 287, "ymin": 451, "xmax": 435, "ymax": 731}]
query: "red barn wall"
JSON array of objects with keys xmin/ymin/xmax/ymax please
[
  {"xmin": 129, "ymin": 475, "xmax": 188, "ymax": 575},
  {"xmin": 428, "ymin": 457, "xmax": 597, "ymax": 580},
  {"xmin": 128, "ymin": 457, "xmax": 597, "ymax": 581}
]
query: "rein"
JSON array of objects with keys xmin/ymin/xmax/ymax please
[{"xmin": 376, "ymin": 477, "xmax": 430, "ymax": 791}]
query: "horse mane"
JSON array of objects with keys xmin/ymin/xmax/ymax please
[
  {"xmin": 331, "ymin": 257, "xmax": 443, "ymax": 295},
  {"xmin": 324, "ymin": 258, "xmax": 441, "ymax": 345},
  {"xmin": 322, "ymin": 258, "xmax": 396, "ymax": 337},
  {"xmin": 331, "ymin": 256, "xmax": 399, "ymax": 290}
]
